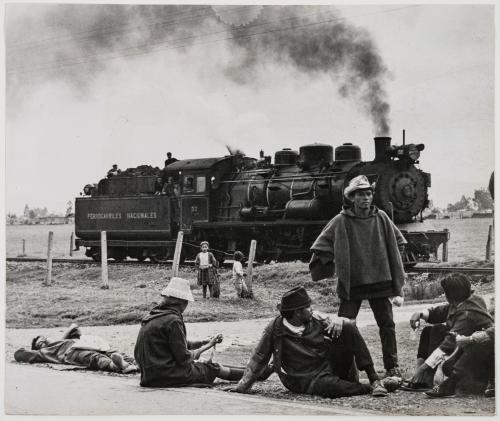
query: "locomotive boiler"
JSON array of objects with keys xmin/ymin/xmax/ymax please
[{"xmin": 75, "ymin": 136, "xmax": 449, "ymax": 264}]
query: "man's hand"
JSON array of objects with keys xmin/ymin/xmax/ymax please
[
  {"xmin": 392, "ymin": 296, "xmax": 404, "ymax": 307},
  {"xmin": 471, "ymin": 331, "xmax": 490, "ymax": 344},
  {"xmin": 325, "ymin": 316, "xmax": 348, "ymax": 338},
  {"xmin": 410, "ymin": 312, "xmax": 422, "ymax": 329},
  {"xmin": 209, "ymin": 334, "xmax": 223, "ymax": 346}
]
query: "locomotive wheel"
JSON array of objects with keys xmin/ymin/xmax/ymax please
[{"xmin": 150, "ymin": 248, "xmax": 172, "ymax": 263}]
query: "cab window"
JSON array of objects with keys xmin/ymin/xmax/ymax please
[
  {"xmin": 183, "ymin": 175, "xmax": 194, "ymax": 193},
  {"xmin": 196, "ymin": 176, "xmax": 206, "ymax": 193}
]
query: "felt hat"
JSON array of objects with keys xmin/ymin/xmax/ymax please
[
  {"xmin": 344, "ymin": 175, "xmax": 373, "ymax": 198},
  {"xmin": 161, "ymin": 277, "xmax": 194, "ymax": 302},
  {"xmin": 200, "ymin": 241, "xmax": 209, "ymax": 247},
  {"xmin": 277, "ymin": 286, "xmax": 312, "ymax": 312}
]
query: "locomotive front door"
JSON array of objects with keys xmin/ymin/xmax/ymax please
[{"xmin": 180, "ymin": 196, "xmax": 209, "ymax": 233}]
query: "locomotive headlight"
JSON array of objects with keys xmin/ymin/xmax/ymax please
[{"xmin": 408, "ymin": 144, "xmax": 425, "ymax": 161}]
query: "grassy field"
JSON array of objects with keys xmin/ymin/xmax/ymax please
[{"xmin": 5, "ymin": 260, "xmax": 494, "ymax": 328}]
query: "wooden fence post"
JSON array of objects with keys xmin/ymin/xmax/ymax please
[
  {"xmin": 44, "ymin": 231, "xmax": 54, "ymax": 286},
  {"xmin": 22, "ymin": 239, "xmax": 26, "ymax": 256},
  {"xmin": 486, "ymin": 224, "xmax": 493, "ymax": 261},
  {"xmin": 442, "ymin": 228, "xmax": 449, "ymax": 262},
  {"xmin": 70, "ymin": 232, "xmax": 74, "ymax": 257},
  {"xmin": 172, "ymin": 231, "xmax": 184, "ymax": 277},
  {"xmin": 101, "ymin": 231, "xmax": 109, "ymax": 289},
  {"xmin": 246, "ymin": 239, "xmax": 257, "ymax": 298}
]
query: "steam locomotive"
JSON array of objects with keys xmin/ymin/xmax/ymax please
[{"xmin": 75, "ymin": 136, "xmax": 449, "ymax": 264}]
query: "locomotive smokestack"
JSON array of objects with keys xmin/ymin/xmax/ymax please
[{"xmin": 374, "ymin": 136, "xmax": 391, "ymax": 162}]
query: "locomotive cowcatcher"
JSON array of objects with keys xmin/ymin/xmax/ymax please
[{"xmin": 75, "ymin": 136, "xmax": 450, "ymax": 264}]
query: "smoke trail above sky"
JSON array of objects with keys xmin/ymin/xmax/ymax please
[{"xmin": 6, "ymin": 4, "xmax": 391, "ymax": 134}]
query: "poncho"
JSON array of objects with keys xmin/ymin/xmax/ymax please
[{"xmin": 310, "ymin": 206, "xmax": 406, "ymax": 300}]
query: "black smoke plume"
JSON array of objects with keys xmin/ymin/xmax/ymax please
[{"xmin": 6, "ymin": 4, "xmax": 390, "ymax": 134}]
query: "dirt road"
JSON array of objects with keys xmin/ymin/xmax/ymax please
[
  {"xmin": 6, "ymin": 364, "xmax": 383, "ymax": 416},
  {"xmin": 5, "ymin": 304, "xmax": 431, "ymax": 415}
]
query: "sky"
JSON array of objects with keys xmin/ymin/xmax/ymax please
[{"xmin": 4, "ymin": 3, "xmax": 495, "ymax": 215}]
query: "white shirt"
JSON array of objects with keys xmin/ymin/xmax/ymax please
[
  {"xmin": 198, "ymin": 252, "xmax": 209, "ymax": 267},
  {"xmin": 232, "ymin": 261, "xmax": 244, "ymax": 278}
]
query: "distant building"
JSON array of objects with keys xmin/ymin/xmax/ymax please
[{"xmin": 35, "ymin": 216, "xmax": 71, "ymax": 225}]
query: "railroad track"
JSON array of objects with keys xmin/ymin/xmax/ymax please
[
  {"xmin": 6, "ymin": 257, "xmax": 494, "ymax": 275},
  {"xmin": 5, "ymin": 257, "xmax": 234, "ymax": 268},
  {"xmin": 407, "ymin": 266, "xmax": 494, "ymax": 275}
]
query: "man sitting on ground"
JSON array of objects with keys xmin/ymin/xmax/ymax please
[
  {"xmin": 14, "ymin": 323, "xmax": 137, "ymax": 374},
  {"xmin": 134, "ymin": 277, "xmax": 246, "ymax": 387},
  {"xmin": 229, "ymin": 286, "xmax": 397, "ymax": 398},
  {"xmin": 403, "ymin": 274, "xmax": 494, "ymax": 397}
]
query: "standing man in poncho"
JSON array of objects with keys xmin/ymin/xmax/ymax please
[{"xmin": 310, "ymin": 175, "xmax": 407, "ymax": 377}]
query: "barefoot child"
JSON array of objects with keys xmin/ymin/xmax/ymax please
[{"xmin": 232, "ymin": 251, "xmax": 249, "ymax": 298}]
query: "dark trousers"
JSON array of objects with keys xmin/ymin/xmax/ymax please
[
  {"xmin": 306, "ymin": 322, "xmax": 373, "ymax": 398},
  {"xmin": 64, "ymin": 349, "xmax": 118, "ymax": 372},
  {"xmin": 447, "ymin": 341, "xmax": 495, "ymax": 382},
  {"xmin": 338, "ymin": 297, "xmax": 397, "ymax": 370},
  {"xmin": 417, "ymin": 324, "xmax": 449, "ymax": 360},
  {"xmin": 328, "ymin": 321, "xmax": 375, "ymax": 377}
]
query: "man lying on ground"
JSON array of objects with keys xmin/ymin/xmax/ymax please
[
  {"xmin": 134, "ymin": 277, "xmax": 246, "ymax": 387},
  {"xmin": 14, "ymin": 323, "xmax": 137, "ymax": 374},
  {"xmin": 228, "ymin": 286, "xmax": 399, "ymax": 398},
  {"xmin": 403, "ymin": 273, "xmax": 494, "ymax": 395}
]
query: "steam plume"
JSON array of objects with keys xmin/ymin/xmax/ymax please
[{"xmin": 6, "ymin": 4, "xmax": 390, "ymax": 134}]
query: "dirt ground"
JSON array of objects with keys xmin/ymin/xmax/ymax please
[
  {"xmin": 5, "ymin": 259, "xmax": 495, "ymax": 415},
  {"xmin": 6, "ymin": 318, "xmax": 494, "ymax": 416}
]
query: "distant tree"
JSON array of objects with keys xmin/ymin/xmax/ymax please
[
  {"xmin": 6, "ymin": 213, "xmax": 17, "ymax": 224},
  {"xmin": 23, "ymin": 204, "xmax": 30, "ymax": 218},
  {"xmin": 28, "ymin": 210, "xmax": 36, "ymax": 219},
  {"xmin": 473, "ymin": 188, "xmax": 494, "ymax": 211},
  {"xmin": 447, "ymin": 195, "xmax": 470, "ymax": 212}
]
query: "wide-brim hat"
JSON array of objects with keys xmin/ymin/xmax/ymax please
[
  {"xmin": 161, "ymin": 277, "xmax": 194, "ymax": 302},
  {"xmin": 277, "ymin": 286, "xmax": 312, "ymax": 312},
  {"xmin": 344, "ymin": 175, "xmax": 373, "ymax": 198}
]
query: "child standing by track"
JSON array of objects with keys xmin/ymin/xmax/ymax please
[
  {"xmin": 195, "ymin": 241, "xmax": 218, "ymax": 299},
  {"xmin": 232, "ymin": 251, "xmax": 249, "ymax": 298}
]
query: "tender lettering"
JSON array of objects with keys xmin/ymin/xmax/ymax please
[
  {"xmin": 87, "ymin": 212, "xmax": 122, "ymax": 219},
  {"xmin": 126, "ymin": 212, "xmax": 157, "ymax": 219}
]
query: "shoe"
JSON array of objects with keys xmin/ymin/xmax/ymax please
[
  {"xmin": 400, "ymin": 380, "xmax": 432, "ymax": 392},
  {"xmin": 425, "ymin": 380, "xmax": 456, "ymax": 399},
  {"xmin": 382, "ymin": 376, "xmax": 402, "ymax": 392},
  {"xmin": 485, "ymin": 380, "xmax": 495, "ymax": 398},
  {"xmin": 110, "ymin": 353, "xmax": 129, "ymax": 372},
  {"xmin": 371, "ymin": 380, "xmax": 388, "ymax": 397},
  {"xmin": 385, "ymin": 367, "xmax": 402, "ymax": 378}
]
